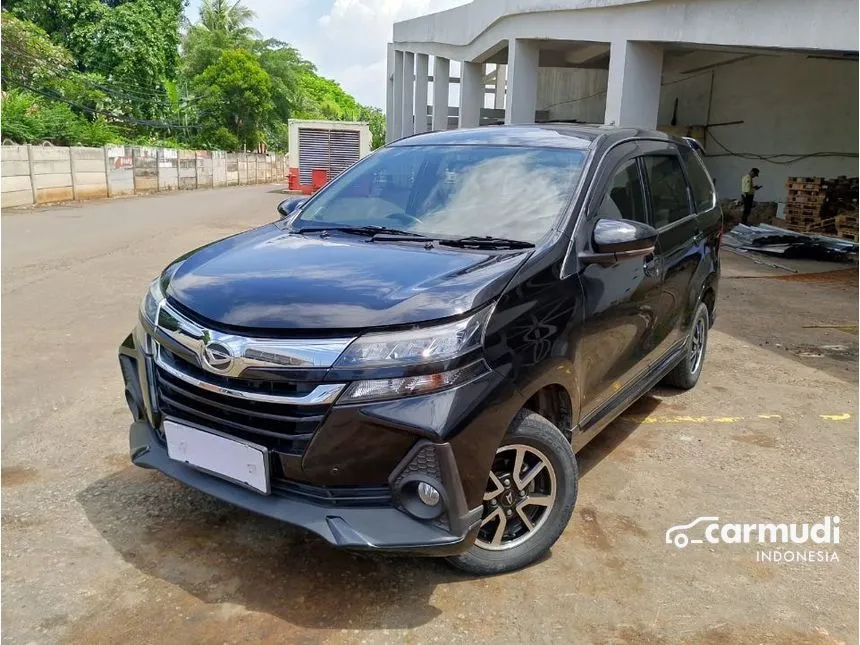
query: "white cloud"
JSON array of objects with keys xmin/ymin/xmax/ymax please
[{"xmin": 308, "ymin": 0, "xmax": 469, "ymax": 107}]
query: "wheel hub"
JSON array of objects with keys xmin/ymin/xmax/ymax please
[{"xmin": 475, "ymin": 443, "xmax": 557, "ymax": 551}]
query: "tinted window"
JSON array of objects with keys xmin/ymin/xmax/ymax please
[
  {"xmin": 642, "ymin": 155, "xmax": 691, "ymax": 228},
  {"xmin": 295, "ymin": 145, "xmax": 587, "ymax": 243},
  {"xmin": 596, "ymin": 159, "xmax": 647, "ymax": 223},
  {"xmin": 679, "ymin": 146, "xmax": 715, "ymax": 212}
]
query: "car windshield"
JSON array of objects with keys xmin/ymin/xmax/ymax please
[{"xmin": 293, "ymin": 144, "xmax": 587, "ymax": 243}]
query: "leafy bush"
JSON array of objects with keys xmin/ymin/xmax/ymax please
[{"xmin": 1, "ymin": 89, "xmax": 121, "ymax": 146}]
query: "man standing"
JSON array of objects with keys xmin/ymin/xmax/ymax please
[{"xmin": 741, "ymin": 167, "xmax": 761, "ymax": 225}]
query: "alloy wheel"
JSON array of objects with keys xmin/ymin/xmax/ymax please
[
  {"xmin": 475, "ymin": 443, "xmax": 557, "ymax": 551},
  {"xmin": 689, "ymin": 315, "xmax": 706, "ymax": 375}
]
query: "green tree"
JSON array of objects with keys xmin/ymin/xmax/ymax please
[
  {"xmin": 7, "ymin": 0, "xmax": 183, "ymax": 120},
  {"xmin": 1, "ymin": 12, "xmax": 75, "ymax": 88},
  {"xmin": 359, "ymin": 105, "xmax": 386, "ymax": 149},
  {"xmin": 199, "ymin": 0, "xmax": 258, "ymax": 42},
  {"xmin": 182, "ymin": 0, "xmax": 258, "ymax": 78},
  {"xmin": 194, "ymin": 49, "xmax": 272, "ymax": 150}
]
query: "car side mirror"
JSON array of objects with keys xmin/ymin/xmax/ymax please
[
  {"xmin": 581, "ymin": 218, "xmax": 658, "ymax": 265},
  {"xmin": 277, "ymin": 197, "xmax": 308, "ymax": 219}
]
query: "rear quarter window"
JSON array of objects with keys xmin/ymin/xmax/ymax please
[{"xmin": 680, "ymin": 146, "xmax": 716, "ymax": 212}]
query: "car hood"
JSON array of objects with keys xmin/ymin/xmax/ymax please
[{"xmin": 165, "ymin": 224, "xmax": 531, "ymax": 331}]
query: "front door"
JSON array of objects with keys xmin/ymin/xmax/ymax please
[{"xmin": 575, "ymin": 150, "xmax": 665, "ymax": 422}]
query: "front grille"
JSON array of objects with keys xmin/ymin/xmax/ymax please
[
  {"xmin": 271, "ymin": 478, "xmax": 392, "ymax": 506},
  {"xmin": 154, "ymin": 348, "xmax": 329, "ymax": 456}
]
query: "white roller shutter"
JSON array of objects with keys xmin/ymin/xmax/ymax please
[
  {"xmin": 329, "ymin": 130, "xmax": 361, "ymax": 179},
  {"xmin": 297, "ymin": 126, "xmax": 362, "ymax": 184},
  {"xmin": 298, "ymin": 128, "xmax": 330, "ymax": 184}
]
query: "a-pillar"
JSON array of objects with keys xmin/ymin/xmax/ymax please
[
  {"xmin": 505, "ymin": 39, "xmax": 539, "ymax": 124},
  {"xmin": 414, "ymin": 54, "xmax": 429, "ymax": 133},
  {"xmin": 494, "ymin": 64, "xmax": 506, "ymax": 110},
  {"xmin": 401, "ymin": 51, "xmax": 415, "ymax": 137},
  {"xmin": 432, "ymin": 57, "xmax": 450, "ymax": 131},
  {"xmin": 604, "ymin": 40, "xmax": 663, "ymax": 129},
  {"xmin": 391, "ymin": 49, "xmax": 404, "ymax": 142},
  {"xmin": 459, "ymin": 61, "xmax": 483, "ymax": 128}
]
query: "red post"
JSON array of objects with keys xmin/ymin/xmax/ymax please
[{"xmin": 311, "ymin": 168, "xmax": 328, "ymax": 192}]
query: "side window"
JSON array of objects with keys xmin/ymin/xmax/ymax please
[
  {"xmin": 679, "ymin": 146, "xmax": 716, "ymax": 212},
  {"xmin": 595, "ymin": 159, "xmax": 647, "ymax": 223},
  {"xmin": 642, "ymin": 154, "xmax": 692, "ymax": 228}
]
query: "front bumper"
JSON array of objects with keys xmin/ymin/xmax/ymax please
[{"xmin": 129, "ymin": 419, "xmax": 482, "ymax": 555}]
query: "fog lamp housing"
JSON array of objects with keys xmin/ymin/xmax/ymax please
[{"xmin": 397, "ymin": 476, "xmax": 445, "ymax": 520}]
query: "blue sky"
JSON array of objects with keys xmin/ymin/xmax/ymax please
[{"xmin": 185, "ymin": 0, "xmax": 468, "ymax": 109}]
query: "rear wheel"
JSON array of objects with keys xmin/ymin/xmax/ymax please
[
  {"xmin": 446, "ymin": 411, "xmax": 578, "ymax": 575},
  {"xmin": 663, "ymin": 301, "xmax": 709, "ymax": 389}
]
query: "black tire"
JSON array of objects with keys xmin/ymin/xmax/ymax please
[
  {"xmin": 662, "ymin": 302, "xmax": 709, "ymax": 389},
  {"xmin": 446, "ymin": 410, "xmax": 578, "ymax": 575}
]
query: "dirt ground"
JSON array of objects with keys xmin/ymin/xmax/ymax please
[{"xmin": 2, "ymin": 186, "xmax": 858, "ymax": 645}]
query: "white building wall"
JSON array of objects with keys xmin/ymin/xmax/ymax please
[
  {"xmin": 537, "ymin": 68, "xmax": 608, "ymax": 122},
  {"xmin": 659, "ymin": 56, "xmax": 859, "ymax": 202},
  {"xmin": 535, "ymin": 55, "xmax": 858, "ymax": 203}
]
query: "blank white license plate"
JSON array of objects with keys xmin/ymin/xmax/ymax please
[{"xmin": 164, "ymin": 420, "xmax": 270, "ymax": 494}]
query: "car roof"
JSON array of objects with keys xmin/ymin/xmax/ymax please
[{"xmin": 388, "ymin": 123, "xmax": 676, "ymax": 150}]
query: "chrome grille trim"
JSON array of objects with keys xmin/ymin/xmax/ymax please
[
  {"xmin": 155, "ymin": 300, "xmax": 355, "ymax": 377},
  {"xmin": 154, "ymin": 347, "xmax": 345, "ymax": 406}
]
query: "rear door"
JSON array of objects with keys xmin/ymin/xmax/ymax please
[{"xmin": 639, "ymin": 143, "xmax": 699, "ymax": 357}]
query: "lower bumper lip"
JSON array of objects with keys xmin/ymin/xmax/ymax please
[{"xmin": 129, "ymin": 421, "xmax": 480, "ymax": 555}]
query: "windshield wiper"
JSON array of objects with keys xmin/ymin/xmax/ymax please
[
  {"xmin": 439, "ymin": 236, "xmax": 534, "ymax": 250},
  {"xmin": 294, "ymin": 225, "xmax": 428, "ymax": 239}
]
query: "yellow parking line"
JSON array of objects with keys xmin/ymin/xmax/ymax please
[{"xmin": 820, "ymin": 413, "xmax": 852, "ymax": 421}]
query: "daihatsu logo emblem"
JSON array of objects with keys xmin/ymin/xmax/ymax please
[{"xmin": 202, "ymin": 341, "xmax": 233, "ymax": 372}]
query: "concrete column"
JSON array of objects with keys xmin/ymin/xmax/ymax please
[
  {"xmin": 402, "ymin": 51, "xmax": 415, "ymax": 137},
  {"xmin": 386, "ymin": 44, "xmax": 396, "ymax": 143},
  {"xmin": 392, "ymin": 49, "xmax": 404, "ymax": 142},
  {"xmin": 432, "ymin": 57, "xmax": 450, "ymax": 131},
  {"xmin": 414, "ymin": 53, "xmax": 429, "ymax": 133},
  {"xmin": 459, "ymin": 61, "xmax": 483, "ymax": 129},
  {"xmin": 505, "ymin": 39, "xmax": 540, "ymax": 124},
  {"xmin": 604, "ymin": 40, "xmax": 663, "ymax": 129},
  {"xmin": 494, "ymin": 64, "xmax": 506, "ymax": 110}
]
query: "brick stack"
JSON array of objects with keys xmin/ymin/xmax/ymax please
[{"xmin": 782, "ymin": 176, "xmax": 859, "ymax": 239}]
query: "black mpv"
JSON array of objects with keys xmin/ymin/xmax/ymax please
[{"xmin": 119, "ymin": 124, "xmax": 721, "ymax": 574}]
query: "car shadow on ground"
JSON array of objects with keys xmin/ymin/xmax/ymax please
[
  {"xmin": 77, "ymin": 467, "xmax": 476, "ymax": 630},
  {"xmin": 577, "ymin": 394, "xmax": 663, "ymax": 477},
  {"xmin": 76, "ymin": 397, "xmax": 659, "ymax": 630}
]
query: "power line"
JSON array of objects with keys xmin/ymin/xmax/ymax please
[
  {"xmin": 3, "ymin": 77, "xmax": 208, "ymax": 130},
  {"xmin": 707, "ymin": 131, "xmax": 857, "ymax": 165},
  {"xmin": 3, "ymin": 43, "xmax": 222, "ymax": 110}
]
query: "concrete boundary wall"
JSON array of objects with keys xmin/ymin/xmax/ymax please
[{"xmin": 1, "ymin": 145, "xmax": 288, "ymax": 208}]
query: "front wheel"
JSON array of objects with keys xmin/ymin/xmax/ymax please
[{"xmin": 446, "ymin": 411, "xmax": 578, "ymax": 575}]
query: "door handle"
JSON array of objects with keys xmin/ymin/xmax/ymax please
[{"xmin": 644, "ymin": 254, "xmax": 661, "ymax": 277}]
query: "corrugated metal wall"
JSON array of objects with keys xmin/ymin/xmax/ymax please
[{"xmin": 298, "ymin": 127, "xmax": 361, "ymax": 184}]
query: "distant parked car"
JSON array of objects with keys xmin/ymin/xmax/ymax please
[{"xmin": 119, "ymin": 124, "xmax": 722, "ymax": 574}]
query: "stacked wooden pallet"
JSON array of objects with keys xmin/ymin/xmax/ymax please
[
  {"xmin": 829, "ymin": 176, "xmax": 859, "ymax": 241},
  {"xmin": 782, "ymin": 176, "xmax": 859, "ymax": 239}
]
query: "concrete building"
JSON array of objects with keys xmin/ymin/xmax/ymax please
[{"xmin": 386, "ymin": 0, "xmax": 859, "ymax": 201}]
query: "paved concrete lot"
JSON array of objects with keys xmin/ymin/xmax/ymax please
[{"xmin": 2, "ymin": 186, "xmax": 858, "ymax": 644}]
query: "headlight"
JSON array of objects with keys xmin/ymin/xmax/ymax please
[
  {"xmin": 339, "ymin": 361, "xmax": 488, "ymax": 404},
  {"xmin": 334, "ymin": 305, "xmax": 494, "ymax": 369},
  {"xmin": 140, "ymin": 277, "xmax": 165, "ymax": 325}
]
